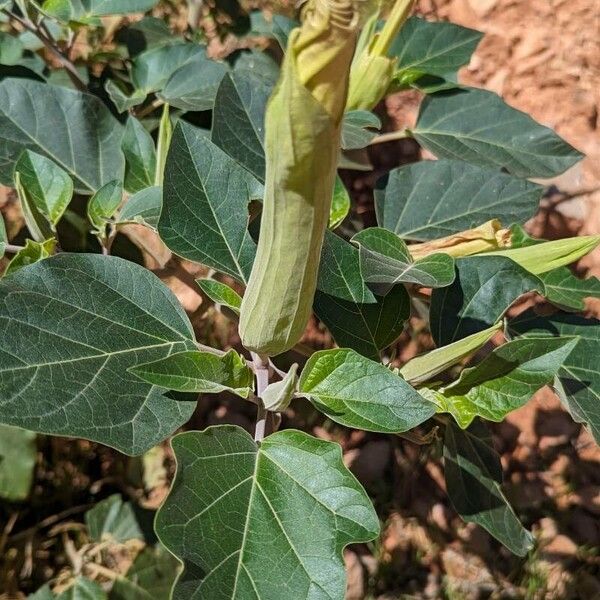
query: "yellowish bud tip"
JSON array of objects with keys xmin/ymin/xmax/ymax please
[{"xmin": 408, "ymin": 219, "xmax": 511, "ymax": 260}]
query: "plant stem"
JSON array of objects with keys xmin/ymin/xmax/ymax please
[
  {"xmin": 2, "ymin": 9, "xmax": 87, "ymax": 92},
  {"xmin": 370, "ymin": 129, "xmax": 411, "ymax": 145},
  {"xmin": 5, "ymin": 244, "xmax": 24, "ymax": 254},
  {"xmin": 251, "ymin": 352, "xmax": 270, "ymax": 442}
]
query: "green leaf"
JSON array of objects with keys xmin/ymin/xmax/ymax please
[
  {"xmin": 211, "ymin": 71, "xmax": 273, "ymax": 183},
  {"xmin": 118, "ymin": 186, "xmax": 161, "ymax": 230},
  {"xmin": 540, "ymin": 267, "xmax": 600, "ymax": 311},
  {"xmin": 0, "ymin": 424, "xmax": 36, "ymax": 501},
  {"xmin": 155, "ymin": 426, "xmax": 379, "ymax": 599},
  {"xmin": 0, "ymin": 31, "xmax": 24, "ymax": 65},
  {"xmin": 340, "ymin": 111, "xmax": 381, "ymax": 150},
  {"xmin": 0, "ymin": 254, "xmax": 197, "ymax": 455},
  {"xmin": 390, "ymin": 17, "xmax": 483, "ymax": 77},
  {"xmin": 352, "ymin": 227, "xmax": 455, "ymax": 290},
  {"xmin": 196, "ymin": 278, "xmax": 242, "ymax": 315},
  {"xmin": 399, "ymin": 321, "xmax": 502, "ymax": 384},
  {"xmin": 329, "ymin": 176, "xmax": 350, "ymax": 229},
  {"xmin": 314, "ymin": 285, "xmax": 410, "ymax": 360},
  {"xmin": 0, "ymin": 79, "xmax": 124, "ymax": 193},
  {"xmin": 14, "ymin": 172, "xmax": 53, "ymax": 243},
  {"xmin": 159, "ymin": 53, "xmax": 228, "ymax": 112},
  {"xmin": 105, "ymin": 80, "xmax": 147, "ymax": 113},
  {"xmin": 299, "ymin": 348, "xmax": 435, "ymax": 432},
  {"xmin": 159, "ymin": 122, "xmax": 262, "ymax": 283},
  {"xmin": 132, "ymin": 42, "xmax": 204, "ymax": 94},
  {"xmin": 317, "ymin": 230, "xmax": 375, "ymax": 303},
  {"xmin": 109, "ymin": 545, "xmax": 180, "ymax": 600},
  {"xmin": 413, "ymin": 88, "xmax": 583, "ymax": 178},
  {"xmin": 249, "ymin": 12, "xmax": 298, "ymax": 50},
  {"xmin": 508, "ymin": 310, "xmax": 600, "ymax": 445},
  {"xmin": 433, "ymin": 337, "xmax": 577, "ymax": 428},
  {"xmin": 122, "ymin": 117, "xmax": 156, "ymax": 194},
  {"xmin": 430, "ymin": 256, "xmax": 545, "ymax": 345},
  {"xmin": 45, "ymin": 0, "xmax": 159, "ymax": 20},
  {"xmin": 87, "ymin": 180, "xmax": 122, "ymax": 231},
  {"xmin": 85, "ymin": 494, "xmax": 143, "ymax": 543},
  {"xmin": 444, "ymin": 420, "xmax": 534, "ymax": 556},
  {"xmin": 375, "ymin": 160, "xmax": 543, "ymax": 241},
  {"xmin": 131, "ymin": 349, "xmax": 254, "ymax": 398},
  {"xmin": 4, "ymin": 238, "xmax": 56, "ymax": 277},
  {"xmin": 262, "ymin": 363, "xmax": 298, "ymax": 412},
  {"xmin": 15, "ymin": 150, "xmax": 73, "ymax": 227}
]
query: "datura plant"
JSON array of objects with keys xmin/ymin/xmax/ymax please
[{"xmin": 0, "ymin": 0, "xmax": 598, "ymax": 598}]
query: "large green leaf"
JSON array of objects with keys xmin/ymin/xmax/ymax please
[
  {"xmin": 211, "ymin": 72, "xmax": 273, "ymax": 183},
  {"xmin": 374, "ymin": 160, "xmax": 543, "ymax": 241},
  {"xmin": 155, "ymin": 426, "xmax": 379, "ymax": 600},
  {"xmin": 413, "ymin": 88, "xmax": 583, "ymax": 178},
  {"xmin": 444, "ymin": 420, "xmax": 534, "ymax": 556},
  {"xmin": 299, "ymin": 348, "xmax": 435, "ymax": 432},
  {"xmin": 508, "ymin": 310, "xmax": 600, "ymax": 444},
  {"xmin": 0, "ymin": 424, "xmax": 36, "ymax": 501},
  {"xmin": 0, "ymin": 254, "xmax": 197, "ymax": 455},
  {"xmin": 131, "ymin": 349, "xmax": 254, "ymax": 398},
  {"xmin": 85, "ymin": 494, "xmax": 144, "ymax": 543},
  {"xmin": 110, "ymin": 546, "xmax": 180, "ymax": 600},
  {"xmin": 159, "ymin": 53, "xmax": 228, "ymax": 112},
  {"xmin": 0, "ymin": 78, "xmax": 124, "ymax": 193},
  {"xmin": 314, "ymin": 285, "xmax": 409, "ymax": 360},
  {"xmin": 430, "ymin": 256, "xmax": 544, "ymax": 345},
  {"xmin": 390, "ymin": 17, "xmax": 482, "ymax": 82},
  {"xmin": 15, "ymin": 150, "xmax": 73, "ymax": 227},
  {"xmin": 159, "ymin": 122, "xmax": 262, "ymax": 283},
  {"xmin": 431, "ymin": 337, "xmax": 577, "ymax": 428},
  {"xmin": 352, "ymin": 227, "xmax": 455, "ymax": 290},
  {"xmin": 122, "ymin": 117, "xmax": 156, "ymax": 194}
]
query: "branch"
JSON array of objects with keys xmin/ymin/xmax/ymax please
[
  {"xmin": 2, "ymin": 9, "xmax": 88, "ymax": 92},
  {"xmin": 251, "ymin": 352, "xmax": 270, "ymax": 442}
]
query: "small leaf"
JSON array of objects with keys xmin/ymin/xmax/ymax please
[
  {"xmin": 352, "ymin": 227, "xmax": 455, "ymax": 291},
  {"xmin": 430, "ymin": 256, "xmax": 545, "ymax": 345},
  {"xmin": 400, "ymin": 322, "xmax": 502, "ymax": 384},
  {"xmin": 118, "ymin": 186, "xmax": 162, "ymax": 230},
  {"xmin": 0, "ymin": 213, "xmax": 6, "ymax": 256},
  {"xmin": 299, "ymin": 348, "xmax": 435, "ymax": 432},
  {"xmin": 196, "ymin": 278, "xmax": 242, "ymax": 315},
  {"xmin": 375, "ymin": 160, "xmax": 543, "ymax": 241},
  {"xmin": 314, "ymin": 284, "xmax": 409, "ymax": 360},
  {"xmin": 211, "ymin": 71, "xmax": 273, "ymax": 182},
  {"xmin": 159, "ymin": 122, "xmax": 262, "ymax": 283},
  {"xmin": 4, "ymin": 238, "xmax": 56, "ymax": 277},
  {"xmin": 15, "ymin": 150, "xmax": 73, "ymax": 227},
  {"xmin": 131, "ymin": 349, "xmax": 254, "ymax": 398},
  {"xmin": 390, "ymin": 17, "xmax": 483, "ymax": 77},
  {"xmin": 0, "ymin": 424, "xmax": 36, "ymax": 501},
  {"xmin": 105, "ymin": 80, "xmax": 147, "ymax": 113},
  {"xmin": 159, "ymin": 53, "xmax": 228, "ymax": 112},
  {"xmin": 413, "ymin": 88, "xmax": 583, "ymax": 178},
  {"xmin": 444, "ymin": 420, "xmax": 534, "ymax": 556},
  {"xmin": 508, "ymin": 310, "xmax": 600, "ymax": 445},
  {"xmin": 329, "ymin": 175, "xmax": 350, "ymax": 229},
  {"xmin": 0, "ymin": 78, "xmax": 124, "ymax": 193},
  {"xmin": 85, "ymin": 494, "xmax": 143, "ymax": 543},
  {"xmin": 155, "ymin": 426, "xmax": 379, "ymax": 599},
  {"xmin": 0, "ymin": 254, "xmax": 197, "ymax": 455},
  {"xmin": 341, "ymin": 110, "xmax": 381, "ymax": 150},
  {"xmin": 109, "ymin": 545, "xmax": 180, "ymax": 600},
  {"xmin": 87, "ymin": 180, "xmax": 122, "ymax": 231},
  {"xmin": 540, "ymin": 267, "xmax": 600, "ymax": 311},
  {"xmin": 262, "ymin": 364, "xmax": 298, "ymax": 412},
  {"xmin": 434, "ymin": 337, "xmax": 577, "ymax": 428},
  {"xmin": 0, "ymin": 31, "xmax": 24, "ymax": 65},
  {"xmin": 122, "ymin": 117, "xmax": 156, "ymax": 194},
  {"xmin": 57, "ymin": 578, "xmax": 107, "ymax": 600}
]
